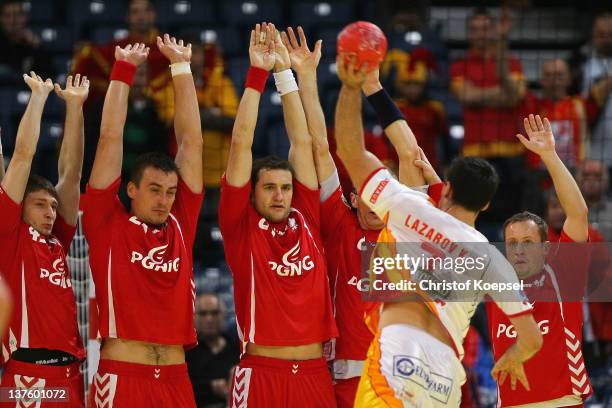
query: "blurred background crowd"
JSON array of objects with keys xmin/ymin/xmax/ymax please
[{"xmin": 0, "ymin": 0, "xmax": 610, "ymax": 406}]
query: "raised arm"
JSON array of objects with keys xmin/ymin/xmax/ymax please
[
  {"xmin": 517, "ymin": 114, "xmax": 589, "ymax": 242},
  {"xmin": 282, "ymin": 26, "xmax": 335, "ymax": 183},
  {"xmin": 273, "ymin": 27, "xmax": 318, "ymax": 189},
  {"xmin": 361, "ymin": 69, "xmax": 424, "ymax": 187},
  {"xmin": 157, "ymin": 34, "xmax": 203, "ymax": 193},
  {"xmin": 88, "ymin": 43, "xmax": 149, "ymax": 189},
  {"xmin": 334, "ymin": 56, "xmax": 384, "ymax": 190},
  {"xmin": 54, "ymin": 74, "xmax": 89, "ymax": 226},
  {"xmin": 1, "ymin": 72, "xmax": 53, "ymax": 203},
  {"xmin": 226, "ymin": 23, "xmax": 275, "ymax": 187}
]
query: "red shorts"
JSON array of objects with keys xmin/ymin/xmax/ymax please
[
  {"xmin": 334, "ymin": 377, "xmax": 359, "ymax": 408},
  {"xmin": 88, "ymin": 359, "xmax": 195, "ymax": 408},
  {"xmin": 230, "ymin": 354, "xmax": 335, "ymax": 408},
  {"xmin": 0, "ymin": 359, "xmax": 84, "ymax": 407}
]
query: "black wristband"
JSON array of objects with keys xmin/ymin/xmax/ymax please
[{"xmin": 366, "ymin": 88, "xmax": 405, "ymax": 129}]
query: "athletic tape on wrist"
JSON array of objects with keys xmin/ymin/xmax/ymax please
[
  {"xmin": 170, "ymin": 62, "xmax": 191, "ymax": 77},
  {"xmin": 110, "ymin": 60, "xmax": 137, "ymax": 86},
  {"xmin": 273, "ymin": 69, "xmax": 298, "ymax": 96}
]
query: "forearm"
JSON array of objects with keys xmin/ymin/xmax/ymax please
[
  {"xmin": 298, "ymin": 71, "xmax": 335, "ymax": 182},
  {"xmin": 281, "ymin": 91, "xmax": 311, "ymax": 147},
  {"xmin": 13, "ymin": 96, "xmax": 47, "ymax": 158},
  {"xmin": 335, "ymin": 86, "xmax": 365, "ymax": 159},
  {"xmin": 173, "ymin": 72, "xmax": 202, "ymax": 147},
  {"xmin": 541, "ymin": 152, "xmax": 588, "ymax": 218},
  {"xmin": 225, "ymin": 88, "xmax": 260, "ymax": 186},
  {"xmin": 58, "ymin": 103, "xmax": 85, "ymax": 183},
  {"xmin": 99, "ymin": 80, "xmax": 129, "ymax": 142}
]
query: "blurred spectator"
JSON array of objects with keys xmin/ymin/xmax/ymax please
[
  {"xmin": 186, "ymin": 293, "xmax": 239, "ymax": 408},
  {"xmin": 576, "ymin": 159, "xmax": 612, "ymax": 241},
  {"xmin": 0, "ymin": 0, "xmax": 54, "ymax": 85},
  {"xmin": 450, "ymin": 8, "xmax": 527, "ymax": 233},
  {"xmin": 71, "ymin": 0, "xmax": 169, "ymax": 103},
  {"xmin": 382, "ymin": 48, "xmax": 449, "ymax": 171},
  {"xmin": 81, "ymin": 63, "xmax": 170, "ymax": 197},
  {"xmin": 525, "ymin": 59, "xmax": 601, "ymax": 171},
  {"xmin": 580, "ymin": 12, "xmax": 612, "ymax": 172},
  {"xmin": 380, "ymin": 1, "xmax": 448, "ymax": 82}
]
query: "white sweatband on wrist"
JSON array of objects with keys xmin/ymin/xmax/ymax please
[
  {"xmin": 170, "ymin": 62, "xmax": 191, "ymax": 77},
  {"xmin": 320, "ymin": 170, "xmax": 341, "ymax": 202},
  {"xmin": 273, "ymin": 69, "xmax": 298, "ymax": 96}
]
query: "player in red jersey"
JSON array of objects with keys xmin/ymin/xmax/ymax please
[
  {"xmin": 219, "ymin": 23, "xmax": 337, "ymax": 407},
  {"xmin": 488, "ymin": 115, "xmax": 592, "ymax": 407},
  {"xmin": 83, "ymin": 37, "xmax": 203, "ymax": 407},
  {"xmin": 0, "ymin": 72, "xmax": 89, "ymax": 407},
  {"xmin": 0, "ymin": 278, "xmax": 10, "ymax": 339}
]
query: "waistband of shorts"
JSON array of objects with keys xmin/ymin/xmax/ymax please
[
  {"xmin": 97, "ymin": 359, "xmax": 188, "ymax": 381},
  {"xmin": 332, "ymin": 359, "xmax": 365, "ymax": 380},
  {"xmin": 381, "ymin": 324, "xmax": 457, "ymax": 356},
  {"xmin": 240, "ymin": 354, "xmax": 329, "ymax": 374},
  {"xmin": 4, "ymin": 359, "xmax": 82, "ymax": 380}
]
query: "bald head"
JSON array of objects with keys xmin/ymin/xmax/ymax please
[
  {"xmin": 540, "ymin": 58, "xmax": 570, "ymax": 100},
  {"xmin": 577, "ymin": 160, "xmax": 609, "ymax": 203},
  {"xmin": 593, "ymin": 13, "xmax": 612, "ymax": 56},
  {"xmin": 194, "ymin": 293, "xmax": 225, "ymax": 340}
]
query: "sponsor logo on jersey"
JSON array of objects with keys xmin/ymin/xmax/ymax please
[
  {"xmin": 370, "ymin": 179, "xmax": 389, "ymax": 204},
  {"xmin": 496, "ymin": 319, "xmax": 550, "ymax": 338},
  {"xmin": 269, "ymin": 241, "xmax": 314, "ymax": 277},
  {"xmin": 393, "ymin": 355, "xmax": 453, "ymax": 404},
  {"xmin": 130, "ymin": 244, "xmax": 180, "ymax": 272},
  {"xmin": 40, "ymin": 258, "xmax": 72, "ymax": 288}
]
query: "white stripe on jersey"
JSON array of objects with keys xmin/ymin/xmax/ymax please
[
  {"xmin": 107, "ymin": 249, "xmax": 117, "ymax": 338},
  {"xmin": 20, "ymin": 262, "xmax": 29, "ymax": 347},
  {"xmin": 248, "ymin": 253, "xmax": 255, "ymax": 343}
]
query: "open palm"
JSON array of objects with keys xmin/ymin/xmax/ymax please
[
  {"xmin": 249, "ymin": 23, "xmax": 275, "ymax": 71},
  {"xmin": 516, "ymin": 114, "xmax": 555, "ymax": 156},
  {"xmin": 157, "ymin": 34, "xmax": 192, "ymax": 64},
  {"xmin": 55, "ymin": 74, "xmax": 89, "ymax": 105},
  {"xmin": 115, "ymin": 43, "xmax": 149, "ymax": 66},
  {"xmin": 282, "ymin": 26, "xmax": 321, "ymax": 74}
]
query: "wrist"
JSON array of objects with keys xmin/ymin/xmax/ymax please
[
  {"xmin": 273, "ymin": 69, "xmax": 298, "ymax": 96},
  {"xmin": 170, "ymin": 61, "xmax": 191, "ymax": 77},
  {"xmin": 245, "ymin": 66, "xmax": 269, "ymax": 93},
  {"xmin": 362, "ymin": 81, "xmax": 383, "ymax": 97},
  {"xmin": 110, "ymin": 60, "xmax": 137, "ymax": 86},
  {"xmin": 539, "ymin": 151, "xmax": 558, "ymax": 162}
]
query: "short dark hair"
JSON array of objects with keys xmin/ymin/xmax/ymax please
[
  {"xmin": 446, "ymin": 157, "xmax": 499, "ymax": 212},
  {"xmin": 503, "ymin": 211, "xmax": 548, "ymax": 242},
  {"xmin": 25, "ymin": 175, "xmax": 58, "ymax": 201},
  {"xmin": 251, "ymin": 156, "xmax": 295, "ymax": 186},
  {"xmin": 469, "ymin": 7, "xmax": 491, "ymax": 22},
  {"xmin": 129, "ymin": 152, "xmax": 179, "ymax": 186}
]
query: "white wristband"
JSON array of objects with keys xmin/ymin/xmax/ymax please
[
  {"xmin": 170, "ymin": 61, "xmax": 191, "ymax": 77},
  {"xmin": 273, "ymin": 69, "xmax": 298, "ymax": 96}
]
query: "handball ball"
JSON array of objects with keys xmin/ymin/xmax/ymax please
[{"xmin": 337, "ymin": 21, "xmax": 388, "ymax": 69}]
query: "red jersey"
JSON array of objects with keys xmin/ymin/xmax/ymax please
[
  {"xmin": 0, "ymin": 187, "xmax": 84, "ymax": 362},
  {"xmin": 82, "ymin": 178, "xmax": 203, "ymax": 347},
  {"xmin": 321, "ymin": 186, "xmax": 378, "ymax": 361},
  {"xmin": 450, "ymin": 50, "xmax": 525, "ymax": 158},
  {"xmin": 487, "ymin": 229, "xmax": 592, "ymax": 406},
  {"xmin": 218, "ymin": 176, "xmax": 337, "ymax": 346}
]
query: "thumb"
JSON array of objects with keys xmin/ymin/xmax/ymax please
[
  {"xmin": 53, "ymin": 83, "xmax": 62, "ymax": 94},
  {"xmin": 314, "ymin": 39, "xmax": 322, "ymax": 54},
  {"xmin": 516, "ymin": 133, "xmax": 529, "ymax": 146}
]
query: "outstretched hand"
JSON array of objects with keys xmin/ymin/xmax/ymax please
[
  {"xmin": 516, "ymin": 114, "xmax": 555, "ymax": 158},
  {"xmin": 491, "ymin": 350, "xmax": 530, "ymax": 392},
  {"xmin": 281, "ymin": 26, "xmax": 322, "ymax": 75},
  {"xmin": 115, "ymin": 43, "xmax": 149, "ymax": 66},
  {"xmin": 23, "ymin": 71, "xmax": 53, "ymax": 98},
  {"xmin": 157, "ymin": 34, "xmax": 192, "ymax": 64},
  {"xmin": 249, "ymin": 22, "xmax": 276, "ymax": 71},
  {"xmin": 54, "ymin": 74, "xmax": 89, "ymax": 105},
  {"xmin": 272, "ymin": 24, "xmax": 291, "ymax": 72}
]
